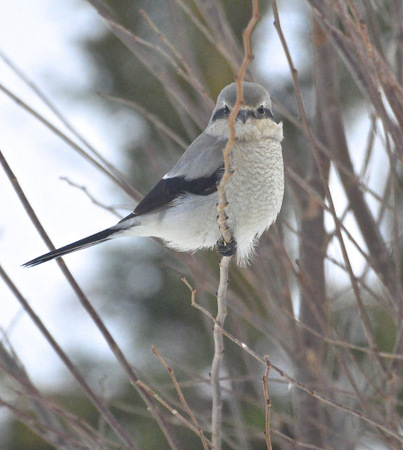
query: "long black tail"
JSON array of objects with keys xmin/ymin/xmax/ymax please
[{"xmin": 23, "ymin": 227, "xmax": 121, "ymax": 268}]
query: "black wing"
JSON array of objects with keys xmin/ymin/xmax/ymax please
[{"xmin": 121, "ymin": 165, "xmax": 224, "ymax": 221}]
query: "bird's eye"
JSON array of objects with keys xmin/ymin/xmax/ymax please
[
  {"xmin": 223, "ymin": 105, "xmax": 230, "ymax": 115},
  {"xmin": 257, "ymin": 105, "xmax": 265, "ymax": 116}
]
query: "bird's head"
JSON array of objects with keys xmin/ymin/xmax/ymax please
[{"xmin": 206, "ymin": 82, "xmax": 281, "ymax": 141}]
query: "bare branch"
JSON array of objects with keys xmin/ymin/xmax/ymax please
[
  {"xmin": 211, "ymin": 2, "xmax": 260, "ymax": 448},
  {"xmin": 59, "ymin": 176, "xmax": 123, "ymax": 219},
  {"xmin": 0, "ymin": 264, "xmax": 137, "ymax": 449},
  {"xmin": 263, "ymin": 357, "xmax": 272, "ymax": 450},
  {"xmin": 0, "ymin": 84, "xmax": 142, "ymax": 201},
  {"xmin": 152, "ymin": 346, "xmax": 210, "ymax": 450}
]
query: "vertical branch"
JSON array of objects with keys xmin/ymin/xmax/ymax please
[
  {"xmin": 152, "ymin": 346, "xmax": 210, "ymax": 450},
  {"xmin": 211, "ymin": 2, "xmax": 260, "ymax": 448},
  {"xmin": 210, "ymin": 256, "xmax": 230, "ymax": 449},
  {"xmin": 216, "ymin": 0, "xmax": 260, "ymax": 244},
  {"xmin": 263, "ymin": 357, "xmax": 272, "ymax": 450},
  {"xmin": 289, "ymin": 16, "xmax": 331, "ymax": 447}
]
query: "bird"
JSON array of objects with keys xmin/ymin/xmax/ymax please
[{"xmin": 23, "ymin": 82, "xmax": 284, "ymax": 268}]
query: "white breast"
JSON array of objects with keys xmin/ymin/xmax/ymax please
[{"xmin": 225, "ymin": 136, "xmax": 284, "ymax": 264}]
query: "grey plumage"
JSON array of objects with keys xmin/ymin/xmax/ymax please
[{"xmin": 23, "ymin": 82, "xmax": 284, "ymax": 267}]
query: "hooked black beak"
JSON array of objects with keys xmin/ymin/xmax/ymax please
[{"xmin": 237, "ymin": 109, "xmax": 252, "ymax": 124}]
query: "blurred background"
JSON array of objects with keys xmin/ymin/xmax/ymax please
[{"xmin": 1, "ymin": 0, "xmax": 402, "ymax": 448}]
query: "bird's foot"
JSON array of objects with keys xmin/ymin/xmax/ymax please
[{"xmin": 216, "ymin": 237, "xmax": 237, "ymax": 257}]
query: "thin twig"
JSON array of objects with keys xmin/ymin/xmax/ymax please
[
  {"xmin": 216, "ymin": 0, "xmax": 260, "ymax": 243},
  {"xmin": 181, "ymin": 277, "xmax": 403, "ymax": 443},
  {"xmin": 210, "ymin": 256, "xmax": 230, "ymax": 450},
  {"xmin": 1, "ymin": 382, "xmax": 119, "ymax": 448},
  {"xmin": 0, "ymin": 397, "xmax": 92, "ymax": 450},
  {"xmin": 139, "ymin": 10, "xmax": 214, "ymax": 110},
  {"xmin": 0, "ymin": 264, "xmax": 137, "ymax": 449},
  {"xmin": 152, "ymin": 346, "xmax": 210, "ymax": 450},
  {"xmin": 211, "ymin": 2, "xmax": 260, "ymax": 448},
  {"xmin": 0, "ymin": 51, "xmax": 139, "ymax": 200},
  {"xmin": 263, "ymin": 357, "xmax": 272, "ymax": 450},
  {"xmin": 99, "ymin": 93, "xmax": 188, "ymax": 150},
  {"xmin": 60, "ymin": 176, "xmax": 123, "ymax": 219},
  {"xmin": 0, "ymin": 84, "xmax": 142, "ymax": 201},
  {"xmin": 170, "ymin": 0, "xmax": 241, "ymax": 72},
  {"xmin": 266, "ymin": 358, "xmax": 403, "ymax": 444},
  {"xmin": 276, "ymin": 99, "xmax": 394, "ymax": 211},
  {"xmin": 0, "ymin": 341, "xmax": 79, "ymax": 449},
  {"xmin": 87, "ymin": 4, "xmax": 208, "ymax": 129},
  {"xmin": 135, "ymin": 379, "xmax": 213, "ymax": 447}
]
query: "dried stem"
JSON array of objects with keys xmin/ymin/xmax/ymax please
[
  {"xmin": 60, "ymin": 177, "xmax": 123, "ymax": 219},
  {"xmin": 0, "ymin": 264, "xmax": 137, "ymax": 449},
  {"xmin": 0, "ymin": 397, "xmax": 92, "ymax": 449},
  {"xmin": 216, "ymin": 0, "xmax": 260, "ymax": 243},
  {"xmin": 265, "ymin": 358, "xmax": 403, "ymax": 444},
  {"xmin": 211, "ymin": 2, "xmax": 260, "ymax": 448},
  {"xmin": 170, "ymin": 0, "xmax": 241, "ymax": 72},
  {"xmin": 0, "ymin": 341, "xmax": 80, "ymax": 449},
  {"xmin": 100, "ymin": 93, "xmax": 188, "ymax": 150},
  {"xmin": 210, "ymin": 256, "xmax": 230, "ymax": 450},
  {"xmin": 139, "ymin": 9, "xmax": 214, "ymax": 110},
  {"xmin": 0, "ymin": 84, "xmax": 142, "ymax": 202},
  {"xmin": 152, "ymin": 346, "xmax": 210, "ymax": 450},
  {"xmin": 134, "ymin": 379, "xmax": 213, "ymax": 447},
  {"xmin": 0, "ymin": 51, "xmax": 141, "ymax": 201},
  {"xmin": 263, "ymin": 357, "xmax": 272, "ymax": 450},
  {"xmin": 183, "ymin": 277, "xmax": 403, "ymax": 443}
]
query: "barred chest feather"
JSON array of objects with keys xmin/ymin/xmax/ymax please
[{"xmin": 225, "ymin": 137, "xmax": 284, "ymax": 240}]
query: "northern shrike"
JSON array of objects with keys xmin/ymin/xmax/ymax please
[{"xmin": 23, "ymin": 82, "xmax": 284, "ymax": 267}]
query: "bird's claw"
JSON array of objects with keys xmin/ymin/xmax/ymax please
[{"xmin": 216, "ymin": 237, "xmax": 237, "ymax": 257}]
